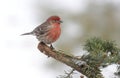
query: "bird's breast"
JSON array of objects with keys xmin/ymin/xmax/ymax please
[{"xmin": 47, "ymin": 24, "xmax": 61, "ymax": 43}]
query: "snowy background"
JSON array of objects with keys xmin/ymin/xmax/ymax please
[{"xmin": 0, "ymin": 0, "xmax": 120, "ymax": 78}]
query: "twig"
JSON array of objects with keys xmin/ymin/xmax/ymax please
[{"xmin": 65, "ymin": 69, "xmax": 75, "ymax": 78}]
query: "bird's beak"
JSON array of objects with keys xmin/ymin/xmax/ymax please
[{"xmin": 59, "ymin": 20, "xmax": 63, "ymax": 23}]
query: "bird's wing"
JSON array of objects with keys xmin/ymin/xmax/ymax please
[{"xmin": 32, "ymin": 22, "xmax": 52, "ymax": 36}]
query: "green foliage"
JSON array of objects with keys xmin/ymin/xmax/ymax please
[
  {"xmin": 84, "ymin": 37, "xmax": 119, "ymax": 53},
  {"xmin": 85, "ymin": 37, "xmax": 120, "ymax": 66},
  {"xmin": 80, "ymin": 64, "xmax": 103, "ymax": 78},
  {"xmin": 84, "ymin": 37, "xmax": 120, "ymax": 65},
  {"xmin": 81, "ymin": 37, "xmax": 120, "ymax": 77}
]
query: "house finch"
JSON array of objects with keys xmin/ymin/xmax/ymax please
[{"xmin": 22, "ymin": 16, "xmax": 62, "ymax": 49}]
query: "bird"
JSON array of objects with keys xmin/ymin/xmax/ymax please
[{"xmin": 21, "ymin": 16, "xmax": 62, "ymax": 49}]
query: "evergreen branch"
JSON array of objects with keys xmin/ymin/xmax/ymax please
[{"xmin": 37, "ymin": 42, "xmax": 103, "ymax": 78}]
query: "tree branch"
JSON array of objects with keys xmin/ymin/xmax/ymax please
[{"xmin": 37, "ymin": 42, "xmax": 103, "ymax": 78}]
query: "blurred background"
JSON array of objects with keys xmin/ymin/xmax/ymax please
[{"xmin": 0, "ymin": 0, "xmax": 120, "ymax": 78}]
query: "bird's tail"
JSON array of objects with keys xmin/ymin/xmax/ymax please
[{"xmin": 21, "ymin": 32, "xmax": 33, "ymax": 36}]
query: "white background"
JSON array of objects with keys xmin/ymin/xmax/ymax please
[{"xmin": 0, "ymin": 0, "xmax": 119, "ymax": 78}]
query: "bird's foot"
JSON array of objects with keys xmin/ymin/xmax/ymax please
[
  {"xmin": 50, "ymin": 44, "xmax": 57, "ymax": 51},
  {"xmin": 50, "ymin": 44, "xmax": 55, "ymax": 49}
]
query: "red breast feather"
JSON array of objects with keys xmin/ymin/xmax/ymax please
[{"xmin": 46, "ymin": 23, "xmax": 61, "ymax": 43}]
